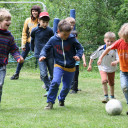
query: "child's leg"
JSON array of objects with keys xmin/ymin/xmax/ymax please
[
  {"xmin": 58, "ymin": 70, "xmax": 75, "ymax": 102},
  {"xmin": 47, "ymin": 67, "xmax": 63, "ymax": 104},
  {"xmin": 38, "ymin": 60, "xmax": 51, "ymax": 91},
  {"xmin": 120, "ymin": 71, "xmax": 128, "ymax": 104},
  {"xmin": 100, "ymin": 71, "xmax": 108, "ymax": 95},
  {"xmin": 0, "ymin": 65, "xmax": 6, "ymax": 102},
  {"xmin": 71, "ymin": 65, "xmax": 79, "ymax": 92},
  {"xmin": 46, "ymin": 57, "xmax": 54, "ymax": 81},
  {"xmin": 108, "ymin": 72, "xmax": 115, "ymax": 98}
]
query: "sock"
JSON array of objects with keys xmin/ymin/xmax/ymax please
[
  {"xmin": 110, "ymin": 95, "xmax": 114, "ymax": 98},
  {"xmin": 104, "ymin": 94, "xmax": 108, "ymax": 98}
]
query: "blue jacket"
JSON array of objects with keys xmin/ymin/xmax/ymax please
[
  {"xmin": 40, "ymin": 33, "xmax": 83, "ymax": 68},
  {"xmin": 31, "ymin": 25, "xmax": 54, "ymax": 58}
]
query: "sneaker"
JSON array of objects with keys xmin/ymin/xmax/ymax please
[
  {"xmin": 10, "ymin": 73, "xmax": 19, "ymax": 80},
  {"xmin": 44, "ymin": 91, "xmax": 48, "ymax": 97},
  {"xmin": 77, "ymin": 89, "xmax": 82, "ymax": 91},
  {"xmin": 70, "ymin": 90, "xmax": 77, "ymax": 94},
  {"xmin": 59, "ymin": 101, "xmax": 65, "ymax": 107},
  {"xmin": 44, "ymin": 102, "xmax": 53, "ymax": 110},
  {"xmin": 102, "ymin": 97, "xmax": 109, "ymax": 103},
  {"xmin": 126, "ymin": 111, "xmax": 128, "ymax": 115}
]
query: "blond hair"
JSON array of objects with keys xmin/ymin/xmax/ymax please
[
  {"xmin": 118, "ymin": 23, "xmax": 128, "ymax": 43},
  {"xmin": 104, "ymin": 32, "xmax": 116, "ymax": 40},
  {"xmin": 0, "ymin": 8, "xmax": 11, "ymax": 22},
  {"xmin": 65, "ymin": 17, "xmax": 75, "ymax": 24}
]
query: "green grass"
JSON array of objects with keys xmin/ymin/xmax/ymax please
[{"xmin": 0, "ymin": 68, "xmax": 128, "ymax": 128}]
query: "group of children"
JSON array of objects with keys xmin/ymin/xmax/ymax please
[{"xmin": 0, "ymin": 7, "xmax": 128, "ymax": 115}]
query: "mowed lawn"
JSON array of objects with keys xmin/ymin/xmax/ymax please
[{"xmin": 0, "ymin": 68, "xmax": 128, "ymax": 128}]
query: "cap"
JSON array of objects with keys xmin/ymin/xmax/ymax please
[{"xmin": 39, "ymin": 12, "xmax": 49, "ymax": 18}]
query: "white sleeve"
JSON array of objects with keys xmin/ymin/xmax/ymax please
[{"xmin": 115, "ymin": 50, "xmax": 119, "ymax": 60}]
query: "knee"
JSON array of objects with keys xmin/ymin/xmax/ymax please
[
  {"xmin": 122, "ymin": 87, "xmax": 128, "ymax": 93},
  {"xmin": 102, "ymin": 80, "xmax": 108, "ymax": 85}
]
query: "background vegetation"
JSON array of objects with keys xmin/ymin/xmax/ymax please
[{"xmin": 1, "ymin": 0, "xmax": 128, "ymax": 68}]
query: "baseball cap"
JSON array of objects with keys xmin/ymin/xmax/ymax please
[{"xmin": 39, "ymin": 12, "xmax": 49, "ymax": 18}]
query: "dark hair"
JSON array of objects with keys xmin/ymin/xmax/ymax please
[
  {"xmin": 71, "ymin": 30, "xmax": 78, "ymax": 37},
  {"xmin": 39, "ymin": 16, "xmax": 50, "ymax": 21},
  {"xmin": 58, "ymin": 19, "xmax": 71, "ymax": 32},
  {"xmin": 31, "ymin": 5, "xmax": 41, "ymax": 20}
]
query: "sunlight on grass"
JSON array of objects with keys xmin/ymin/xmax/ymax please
[{"xmin": 0, "ymin": 68, "xmax": 128, "ymax": 128}]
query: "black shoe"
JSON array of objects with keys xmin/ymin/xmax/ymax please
[
  {"xmin": 44, "ymin": 102, "xmax": 53, "ymax": 110},
  {"xmin": 70, "ymin": 90, "xmax": 77, "ymax": 94},
  {"xmin": 10, "ymin": 73, "xmax": 19, "ymax": 80},
  {"xmin": 126, "ymin": 111, "xmax": 128, "ymax": 115},
  {"xmin": 59, "ymin": 101, "xmax": 65, "ymax": 107}
]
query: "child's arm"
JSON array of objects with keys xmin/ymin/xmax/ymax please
[
  {"xmin": 73, "ymin": 56, "xmax": 80, "ymax": 61},
  {"xmin": 111, "ymin": 60, "xmax": 119, "ymax": 66},
  {"xmin": 87, "ymin": 59, "xmax": 93, "ymax": 71},
  {"xmin": 82, "ymin": 53, "xmax": 87, "ymax": 67},
  {"xmin": 97, "ymin": 46, "xmax": 111, "ymax": 65},
  {"xmin": 30, "ymin": 28, "xmax": 35, "ymax": 52}
]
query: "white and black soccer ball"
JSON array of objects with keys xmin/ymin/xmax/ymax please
[{"xmin": 105, "ymin": 99, "xmax": 123, "ymax": 115}]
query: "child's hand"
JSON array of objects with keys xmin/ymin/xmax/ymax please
[
  {"xmin": 97, "ymin": 58, "xmax": 102, "ymax": 65},
  {"xmin": 73, "ymin": 56, "xmax": 80, "ymax": 61},
  {"xmin": 83, "ymin": 62, "xmax": 87, "ymax": 67},
  {"xmin": 39, "ymin": 56, "xmax": 46, "ymax": 61},
  {"xmin": 87, "ymin": 65, "xmax": 92, "ymax": 71},
  {"xmin": 111, "ymin": 61, "xmax": 117, "ymax": 66},
  {"xmin": 17, "ymin": 56, "xmax": 24, "ymax": 63}
]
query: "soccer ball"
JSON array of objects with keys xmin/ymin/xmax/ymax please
[{"xmin": 105, "ymin": 99, "xmax": 123, "ymax": 115}]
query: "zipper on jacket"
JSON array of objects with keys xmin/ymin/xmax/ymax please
[{"xmin": 62, "ymin": 40, "xmax": 66, "ymax": 67}]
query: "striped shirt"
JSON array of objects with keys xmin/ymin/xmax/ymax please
[{"xmin": 0, "ymin": 29, "xmax": 20, "ymax": 65}]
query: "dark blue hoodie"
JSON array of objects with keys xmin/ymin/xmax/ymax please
[
  {"xmin": 40, "ymin": 33, "xmax": 83, "ymax": 68},
  {"xmin": 31, "ymin": 25, "xmax": 54, "ymax": 58}
]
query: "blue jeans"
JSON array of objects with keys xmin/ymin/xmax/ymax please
[
  {"xmin": 38, "ymin": 58, "xmax": 54, "ymax": 91},
  {"xmin": 0, "ymin": 65, "xmax": 6, "ymax": 102},
  {"xmin": 47, "ymin": 67, "xmax": 75, "ymax": 104},
  {"xmin": 16, "ymin": 42, "xmax": 30, "ymax": 74},
  {"xmin": 120, "ymin": 71, "xmax": 128, "ymax": 104}
]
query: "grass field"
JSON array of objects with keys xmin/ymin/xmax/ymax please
[{"xmin": 0, "ymin": 68, "xmax": 128, "ymax": 128}]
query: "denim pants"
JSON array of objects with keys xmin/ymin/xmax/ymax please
[
  {"xmin": 16, "ymin": 42, "xmax": 30, "ymax": 74},
  {"xmin": 47, "ymin": 67, "xmax": 75, "ymax": 104},
  {"xmin": 0, "ymin": 65, "xmax": 6, "ymax": 102},
  {"xmin": 120, "ymin": 71, "xmax": 128, "ymax": 104},
  {"xmin": 38, "ymin": 57, "xmax": 54, "ymax": 91}
]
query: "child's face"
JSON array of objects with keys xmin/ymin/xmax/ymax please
[
  {"xmin": 70, "ymin": 22, "xmax": 75, "ymax": 30},
  {"xmin": 0, "ymin": 17, "xmax": 11, "ymax": 30},
  {"xmin": 104, "ymin": 38, "xmax": 115, "ymax": 47},
  {"xmin": 58, "ymin": 31, "xmax": 70, "ymax": 40},
  {"xmin": 32, "ymin": 10, "xmax": 39, "ymax": 18},
  {"xmin": 39, "ymin": 20, "xmax": 49, "ymax": 29}
]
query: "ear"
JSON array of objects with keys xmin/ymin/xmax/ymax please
[{"xmin": 57, "ymin": 29, "xmax": 60, "ymax": 33}]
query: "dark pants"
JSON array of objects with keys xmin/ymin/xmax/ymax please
[
  {"xmin": 71, "ymin": 65, "xmax": 79, "ymax": 91},
  {"xmin": 16, "ymin": 42, "xmax": 30, "ymax": 74}
]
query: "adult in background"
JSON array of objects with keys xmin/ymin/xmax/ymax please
[{"xmin": 10, "ymin": 5, "xmax": 41, "ymax": 80}]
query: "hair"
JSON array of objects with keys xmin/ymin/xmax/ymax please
[
  {"xmin": 31, "ymin": 5, "xmax": 41, "ymax": 20},
  {"xmin": 104, "ymin": 32, "xmax": 116, "ymax": 40},
  {"xmin": 39, "ymin": 16, "xmax": 50, "ymax": 21},
  {"xmin": 65, "ymin": 17, "xmax": 75, "ymax": 24},
  {"xmin": 71, "ymin": 30, "xmax": 78, "ymax": 37},
  {"xmin": 58, "ymin": 19, "xmax": 72, "ymax": 32},
  {"xmin": 0, "ymin": 8, "xmax": 11, "ymax": 22},
  {"xmin": 118, "ymin": 23, "xmax": 128, "ymax": 43}
]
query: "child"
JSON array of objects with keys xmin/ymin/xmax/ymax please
[
  {"xmin": 11, "ymin": 5, "xmax": 41, "ymax": 80},
  {"xmin": 70, "ymin": 30, "xmax": 87, "ymax": 94},
  {"xmin": 65, "ymin": 17, "xmax": 75, "ymax": 30},
  {"xmin": 39, "ymin": 19, "xmax": 83, "ymax": 109},
  {"xmin": 0, "ymin": 8, "xmax": 24, "ymax": 103},
  {"xmin": 87, "ymin": 32, "xmax": 119, "ymax": 103},
  {"xmin": 97, "ymin": 24, "xmax": 128, "ymax": 115},
  {"xmin": 31, "ymin": 12, "xmax": 54, "ymax": 97}
]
